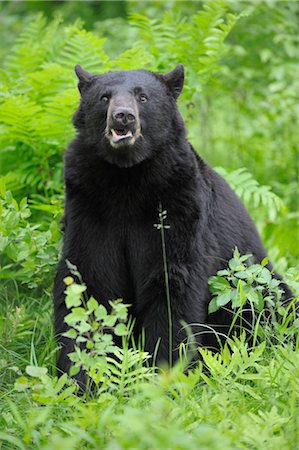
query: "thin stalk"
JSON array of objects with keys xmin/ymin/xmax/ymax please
[{"xmin": 156, "ymin": 203, "xmax": 173, "ymax": 367}]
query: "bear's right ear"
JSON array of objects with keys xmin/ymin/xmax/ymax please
[
  {"xmin": 74, "ymin": 65, "xmax": 94, "ymax": 94},
  {"xmin": 163, "ymin": 64, "xmax": 184, "ymax": 100}
]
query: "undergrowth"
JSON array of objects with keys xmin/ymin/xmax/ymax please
[{"xmin": 0, "ymin": 247, "xmax": 298, "ymax": 449}]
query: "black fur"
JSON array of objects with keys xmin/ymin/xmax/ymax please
[{"xmin": 54, "ymin": 64, "xmax": 287, "ymax": 378}]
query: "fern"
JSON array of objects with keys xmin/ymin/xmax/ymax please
[
  {"xmin": 215, "ymin": 167, "xmax": 284, "ymax": 220},
  {"xmin": 112, "ymin": 46, "xmax": 154, "ymax": 71},
  {"xmin": 36, "ymin": 88, "xmax": 78, "ymax": 145},
  {"xmin": 0, "ymin": 5, "xmax": 241, "ymax": 196},
  {"xmin": 129, "ymin": 12, "xmax": 186, "ymax": 68},
  {"xmin": 106, "ymin": 347, "xmax": 152, "ymax": 394},
  {"xmin": 130, "ymin": 1, "xmax": 240, "ymax": 91},
  {"xmin": 4, "ymin": 15, "xmax": 62, "ymax": 77},
  {"xmin": 26, "ymin": 63, "xmax": 73, "ymax": 101},
  {"xmin": 188, "ymin": 1, "xmax": 240, "ymax": 81},
  {"xmin": 56, "ymin": 25, "xmax": 109, "ymax": 72},
  {"xmin": 0, "ymin": 95, "xmax": 43, "ymax": 145}
]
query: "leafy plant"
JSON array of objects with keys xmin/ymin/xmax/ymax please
[
  {"xmin": 0, "ymin": 180, "xmax": 60, "ymax": 287},
  {"xmin": 208, "ymin": 247, "xmax": 284, "ymax": 315},
  {"xmin": 62, "ymin": 266, "xmax": 152, "ymax": 397},
  {"xmin": 14, "ymin": 367, "xmax": 78, "ymax": 405},
  {"xmin": 208, "ymin": 248, "xmax": 298, "ymax": 347}
]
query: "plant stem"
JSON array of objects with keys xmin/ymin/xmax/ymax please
[{"xmin": 158, "ymin": 203, "xmax": 173, "ymax": 367}]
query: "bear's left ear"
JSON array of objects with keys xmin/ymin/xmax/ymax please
[{"xmin": 163, "ymin": 64, "xmax": 184, "ymax": 100}]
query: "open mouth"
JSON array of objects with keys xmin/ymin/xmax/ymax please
[
  {"xmin": 107, "ymin": 127, "xmax": 138, "ymax": 148},
  {"xmin": 111, "ymin": 128, "xmax": 133, "ymax": 143}
]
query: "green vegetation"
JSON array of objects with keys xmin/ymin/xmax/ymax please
[{"xmin": 0, "ymin": 1, "xmax": 298, "ymax": 449}]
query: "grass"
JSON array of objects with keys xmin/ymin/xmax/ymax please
[{"xmin": 0, "ymin": 275, "xmax": 298, "ymax": 450}]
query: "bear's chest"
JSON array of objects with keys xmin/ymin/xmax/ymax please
[
  {"xmin": 65, "ymin": 175, "xmax": 202, "ymax": 301},
  {"xmin": 65, "ymin": 198, "xmax": 165, "ymax": 304}
]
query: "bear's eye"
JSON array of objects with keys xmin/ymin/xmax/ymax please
[
  {"xmin": 139, "ymin": 94, "xmax": 148, "ymax": 103},
  {"xmin": 101, "ymin": 95, "xmax": 109, "ymax": 104}
]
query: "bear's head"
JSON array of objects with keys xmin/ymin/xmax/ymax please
[{"xmin": 73, "ymin": 64, "xmax": 185, "ymax": 168}]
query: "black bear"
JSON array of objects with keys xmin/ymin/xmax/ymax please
[{"xmin": 54, "ymin": 63, "xmax": 285, "ymax": 378}]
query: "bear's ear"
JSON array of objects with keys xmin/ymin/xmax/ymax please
[
  {"xmin": 74, "ymin": 65, "xmax": 94, "ymax": 94},
  {"xmin": 163, "ymin": 64, "xmax": 184, "ymax": 100}
]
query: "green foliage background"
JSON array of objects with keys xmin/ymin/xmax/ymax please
[{"xmin": 0, "ymin": 1, "xmax": 298, "ymax": 449}]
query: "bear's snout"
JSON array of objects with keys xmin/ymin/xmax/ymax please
[{"xmin": 106, "ymin": 96, "xmax": 141, "ymax": 148}]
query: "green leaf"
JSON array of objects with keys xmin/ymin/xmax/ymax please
[
  {"xmin": 247, "ymin": 289, "xmax": 264, "ymax": 310},
  {"xmin": 0, "ymin": 234, "xmax": 9, "ymax": 252},
  {"xmin": 95, "ymin": 304, "xmax": 108, "ymax": 320},
  {"xmin": 14, "ymin": 377, "xmax": 29, "ymax": 392},
  {"xmin": 87, "ymin": 297, "xmax": 98, "ymax": 312},
  {"xmin": 62, "ymin": 329, "xmax": 77, "ymax": 339},
  {"xmin": 65, "ymin": 283, "xmax": 86, "ymax": 308},
  {"xmin": 104, "ymin": 315, "xmax": 117, "ymax": 328},
  {"xmin": 208, "ymin": 298, "xmax": 219, "ymax": 314},
  {"xmin": 25, "ymin": 365, "xmax": 48, "ymax": 378},
  {"xmin": 114, "ymin": 323, "xmax": 128, "ymax": 336},
  {"xmin": 86, "ymin": 340, "xmax": 94, "ymax": 349},
  {"xmin": 69, "ymin": 365, "xmax": 80, "ymax": 377},
  {"xmin": 64, "ymin": 276, "xmax": 74, "ymax": 285},
  {"xmin": 234, "ymin": 270, "xmax": 249, "ymax": 280},
  {"xmin": 5, "ymin": 211, "xmax": 19, "ymax": 230},
  {"xmin": 64, "ymin": 307, "xmax": 87, "ymax": 325},
  {"xmin": 261, "ymin": 257, "xmax": 269, "ymax": 267},
  {"xmin": 77, "ymin": 321, "xmax": 91, "ymax": 334},
  {"xmin": 208, "ymin": 276, "xmax": 231, "ymax": 293},
  {"xmin": 216, "ymin": 290, "xmax": 232, "ymax": 307}
]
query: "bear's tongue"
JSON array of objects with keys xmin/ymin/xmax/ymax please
[{"xmin": 111, "ymin": 129, "xmax": 133, "ymax": 142}]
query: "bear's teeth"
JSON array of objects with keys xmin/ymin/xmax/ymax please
[{"xmin": 111, "ymin": 129, "xmax": 133, "ymax": 140}]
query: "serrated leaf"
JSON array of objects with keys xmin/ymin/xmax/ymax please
[
  {"xmin": 65, "ymin": 283, "xmax": 86, "ymax": 308},
  {"xmin": 87, "ymin": 297, "xmax": 98, "ymax": 312},
  {"xmin": 95, "ymin": 304, "xmax": 108, "ymax": 320},
  {"xmin": 208, "ymin": 298, "xmax": 220, "ymax": 314},
  {"xmin": 62, "ymin": 329, "xmax": 77, "ymax": 339},
  {"xmin": 114, "ymin": 323, "xmax": 128, "ymax": 336},
  {"xmin": 69, "ymin": 365, "xmax": 80, "ymax": 377}
]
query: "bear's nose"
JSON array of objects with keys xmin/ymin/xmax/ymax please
[{"xmin": 112, "ymin": 107, "xmax": 136, "ymax": 126}]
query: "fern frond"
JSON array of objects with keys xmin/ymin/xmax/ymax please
[
  {"xmin": 4, "ymin": 15, "xmax": 62, "ymax": 76},
  {"xmin": 12, "ymin": 13, "xmax": 47, "ymax": 46},
  {"xmin": 185, "ymin": 1, "xmax": 239, "ymax": 82},
  {"xmin": 26, "ymin": 63, "xmax": 74, "ymax": 101},
  {"xmin": 36, "ymin": 88, "xmax": 78, "ymax": 146},
  {"xmin": 128, "ymin": 13, "xmax": 185, "ymax": 68},
  {"xmin": 56, "ymin": 26, "xmax": 108, "ymax": 72},
  {"xmin": 0, "ymin": 10, "xmax": 241, "ymax": 197},
  {"xmin": 106, "ymin": 347, "xmax": 152, "ymax": 393},
  {"xmin": 215, "ymin": 167, "xmax": 284, "ymax": 220},
  {"xmin": 0, "ymin": 95, "xmax": 43, "ymax": 146},
  {"xmin": 129, "ymin": 1, "xmax": 240, "ymax": 88},
  {"xmin": 112, "ymin": 46, "xmax": 154, "ymax": 71}
]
